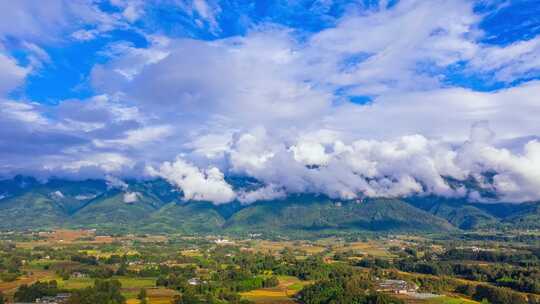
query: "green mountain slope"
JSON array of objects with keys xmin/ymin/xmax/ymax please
[
  {"xmin": 0, "ymin": 192, "xmax": 66, "ymax": 229},
  {"xmin": 141, "ymin": 202, "xmax": 226, "ymax": 234},
  {"xmin": 35, "ymin": 179, "xmax": 108, "ymax": 214},
  {"xmin": 69, "ymin": 191, "xmax": 162, "ymax": 231},
  {"xmin": 225, "ymin": 196, "xmax": 456, "ymax": 234},
  {"xmin": 405, "ymin": 197, "xmax": 499, "ymax": 229},
  {"xmin": 1, "ymin": 176, "xmax": 539, "ymax": 235},
  {"xmin": 502, "ymin": 202, "xmax": 540, "ymax": 229}
]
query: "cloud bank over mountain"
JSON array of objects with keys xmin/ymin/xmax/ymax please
[
  {"xmin": 0, "ymin": 0, "xmax": 539, "ymax": 203},
  {"xmin": 144, "ymin": 122, "xmax": 540, "ymax": 204}
]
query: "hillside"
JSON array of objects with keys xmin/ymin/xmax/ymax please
[
  {"xmin": 225, "ymin": 196, "xmax": 456, "ymax": 234},
  {"xmin": 405, "ymin": 197, "xmax": 499, "ymax": 229},
  {"xmin": 0, "ymin": 176, "xmax": 539, "ymax": 235}
]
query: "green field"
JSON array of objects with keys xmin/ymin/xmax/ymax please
[{"xmin": 59, "ymin": 276, "xmax": 156, "ymax": 290}]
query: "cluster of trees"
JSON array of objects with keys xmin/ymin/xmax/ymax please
[
  {"xmin": 441, "ymin": 248, "xmax": 540, "ymax": 267},
  {"xmin": 149, "ymin": 246, "xmax": 358, "ymax": 303},
  {"xmin": 155, "ymin": 265, "xmax": 279, "ymax": 302},
  {"xmin": 356, "ymin": 249, "xmax": 540, "ymax": 294},
  {"xmin": 297, "ymin": 271, "xmax": 403, "ymax": 304},
  {"xmin": 394, "ymin": 259, "xmax": 540, "ymax": 293},
  {"xmin": 67, "ymin": 279, "xmax": 126, "ymax": 304},
  {"xmin": 0, "ymin": 246, "xmax": 24, "ymax": 282},
  {"xmin": 457, "ymin": 284, "xmax": 540, "ymax": 304},
  {"xmin": 13, "ymin": 279, "xmax": 128, "ymax": 304},
  {"xmin": 169, "ymin": 291, "xmax": 253, "ymax": 304},
  {"xmin": 14, "ymin": 280, "xmax": 60, "ymax": 302},
  {"xmin": 71, "ymin": 253, "xmax": 99, "ymax": 265}
]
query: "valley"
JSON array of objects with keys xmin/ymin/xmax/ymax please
[{"xmin": 0, "ymin": 229, "xmax": 538, "ymax": 304}]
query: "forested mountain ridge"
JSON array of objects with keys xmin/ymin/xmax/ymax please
[{"xmin": 0, "ymin": 176, "xmax": 538, "ymax": 235}]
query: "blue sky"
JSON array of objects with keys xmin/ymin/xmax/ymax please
[
  {"xmin": 4, "ymin": 1, "xmax": 540, "ymax": 103},
  {"xmin": 8, "ymin": 0, "xmax": 540, "ymax": 103},
  {"xmin": 1, "ymin": 0, "xmax": 540, "ymax": 203}
]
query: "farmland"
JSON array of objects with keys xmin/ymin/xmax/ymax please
[{"xmin": 0, "ymin": 229, "xmax": 539, "ymax": 304}]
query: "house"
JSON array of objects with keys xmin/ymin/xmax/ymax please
[
  {"xmin": 214, "ymin": 238, "xmax": 234, "ymax": 245},
  {"xmin": 376, "ymin": 279, "xmax": 418, "ymax": 294},
  {"xmin": 71, "ymin": 271, "xmax": 87, "ymax": 278},
  {"xmin": 35, "ymin": 293, "xmax": 71, "ymax": 304},
  {"xmin": 188, "ymin": 278, "xmax": 201, "ymax": 285}
]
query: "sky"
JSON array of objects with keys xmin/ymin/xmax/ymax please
[{"xmin": 1, "ymin": 0, "xmax": 540, "ymax": 204}]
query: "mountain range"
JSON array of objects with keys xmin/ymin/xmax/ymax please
[{"xmin": 0, "ymin": 176, "xmax": 539, "ymax": 236}]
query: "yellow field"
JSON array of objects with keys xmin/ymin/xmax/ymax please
[
  {"xmin": 80, "ymin": 249, "xmax": 139, "ymax": 258},
  {"xmin": 16, "ymin": 230, "xmax": 115, "ymax": 249},
  {"xmin": 422, "ymin": 296, "xmax": 479, "ymax": 304},
  {"xmin": 340, "ymin": 241, "xmax": 393, "ymax": 257},
  {"xmin": 15, "ymin": 229, "xmax": 167, "ymax": 250},
  {"xmin": 57, "ymin": 276, "xmax": 157, "ymax": 290},
  {"xmin": 0, "ymin": 270, "xmax": 57, "ymax": 294},
  {"xmin": 125, "ymin": 288, "xmax": 179, "ymax": 304},
  {"xmin": 240, "ymin": 275, "xmax": 310, "ymax": 304},
  {"xmin": 240, "ymin": 289, "xmax": 296, "ymax": 304},
  {"xmin": 241, "ymin": 240, "xmax": 327, "ymax": 255}
]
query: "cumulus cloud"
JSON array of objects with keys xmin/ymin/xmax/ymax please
[
  {"xmin": 146, "ymin": 158, "xmax": 236, "ymax": 204},
  {"xmin": 134, "ymin": 122, "xmax": 540, "ymax": 204}
]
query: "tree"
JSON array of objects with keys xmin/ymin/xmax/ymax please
[
  {"xmin": 0, "ymin": 291, "xmax": 5, "ymax": 304},
  {"xmin": 171, "ymin": 289, "xmax": 200, "ymax": 304},
  {"xmin": 138, "ymin": 288, "xmax": 148, "ymax": 304},
  {"xmin": 67, "ymin": 279, "xmax": 126, "ymax": 304},
  {"xmin": 14, "ymin": 281, "xmax": 59, "ymax": 302},
  {"xmin": 116, "ymin": 263, "xmax": 128, "ymax": 276}
]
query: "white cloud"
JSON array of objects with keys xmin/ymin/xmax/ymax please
[
  {"xmin": 198, "ymin": 122, "xmax": 540, "ymax": 203},
  {"xmin": 0, "ymin": 100, "xmax": 48, "ymax": 125},
  {"xmin": 469, "ymin": 36, "xmax": 540, "ymax": 82},
  {"xmin": 110, "ymin": 0, "xmax": 145, "ymax": 23},
  {"xmin": 291, "ymin": 141, "xmax": 330, "ymax": 166},
  {"xmin": 147, "ymin": 157, "xmax": 236, "ymax": 204},
  {"xmin": 51, "ymin": 190, "xmax": 65, "ymax": 199},
  {"xmin": 75, "ymin": 194, "xmax": 97, "ymax": 200},
  {"xmin": 93, "ymin": 125, "xmax": 173, "ymax": 148},
  {"xmin": 45, "ymin": 153, "xmax": 134, "ymax": 174},
  {"xmin": 237, "ymin": 184, "xmax": 286, "ymax": 204},
  {"xmin": 72, "ymin": 29, "xmax": 100, "ymax": 41},
  {"xmin": 0, "ymin": 54, "xmax": 28, "ymax": 95},
  {"xmin": 326, "ymin": 81, "xmax": 540, "ymax": 141},
  {"xmin": 0, "ymin": 1, "xmax": 125, "ymax": 43},
  {"xmin": 105, "ymin": 175, "xmax": 128, "ymax": 190},
  {"xmin": 123, "ymin": 191, "xmax": 141, "ymax": 203},
  {"xmin": 306, "ymin": 0, "xmax": 480, "ymax": 95},
  {"xmin": 176, "ymin": 0, "xmax": 221, "ymax": 33}
]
